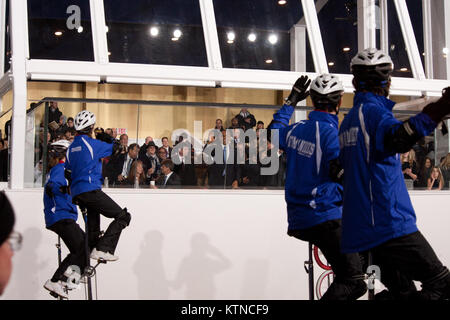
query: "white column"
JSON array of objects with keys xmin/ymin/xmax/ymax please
[
  {"xmin": 290, "ymin": 24, "xmax": 308, "ymax": 122},
  {"xmin": 9, "ymin": 0, "xmax": 28, "ymax": 189},
  {"xmin": 358, "ymin": 0, "xmax": 377, "ymax": 51},
  {"xmin": 301, "ymin": 0, "xmax": 328, "ymax": 74},
  {"xmin": 445, "ymin": 0, "xmax": 450, "ymax": 79},
  {"xmin": 393, "ymin": 0, "xmax": 426, "ymax": 80},
  {"xmin": 423, "ymin": 0, "xmax": 434, "ymax": 79},
  {"xmin": 199, "ymin": 0, "xmax": 222, "ymax": 70},
  {"xmin": 90, "ymin": 0, "xmax": 109, "ymax": 64},
  {"xmin": 379, "ymin": 0, "xmax": 389, "ymax": 53}
]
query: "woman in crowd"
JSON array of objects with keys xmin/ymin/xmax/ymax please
[
  {"xmin": 427, "ymin": 166, "xmax": 444, "ymax": 191},
  {"xmin": 126, "ymin": 160, "xmax": 146, "ymax": 187},
  {"xmin": 417, "ymin": 157, "xmax": 433, "ymax": 190},
  {"xmin": 401, "ymin": 150, "xmax": 418, "ymax": 188},
  {"xmin": 438, "ymin": 153, "xmax": 450, "ymax": 189}
]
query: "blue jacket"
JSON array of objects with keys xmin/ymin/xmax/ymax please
[
  {"xmin": 339, "ymin": 92, "xmax": 437, "ymax": 253},
  {"xmin": 270, "ymin": 105, "xmax": 343, "ymax": 230},
  {"xmin": 43, "ymin": 163, "xmax": 78, "ymax": 228},
  {"xmin": 65, "ymin": 135, "xmax": 113, "ymax": 198}
]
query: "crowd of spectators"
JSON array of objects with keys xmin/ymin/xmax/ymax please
[{"xmin": 3, "ymin": 101, "xmax": 450, "ymax": 192}]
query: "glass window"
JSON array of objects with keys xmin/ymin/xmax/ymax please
[
  {"xmin": 387, "ymin": 0, "xmax": 413, "ymax": 78},
  {"xmin": 318, "ymin": 0, "xmax": 358, "ymax": 74},
  {"xmin": 4, "ymin": 0, "xmax": 11, "ymax": 73},
  {"xmin": 406, "ymin": 0, "xmax": 425, "ymax": 72},
  {"xmin": 213, "ymin": 0, "xmax": 314, "ymax": 71},
  {"xmin": 27, "ymin": 0, "xmax": 95, "ymax": 61},
  {"xmin": 104, "ymin": 0, "xmax": 208, "ymax": 66}
]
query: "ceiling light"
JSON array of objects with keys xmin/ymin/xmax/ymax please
[
  {"xmin": 328, "ymin": 62, "xmax": 335, "ymax": 66},
  {"xmin": 248, "ymin": 33, "xmax": 257, "ymax": 42},
  {"xmin": 150, "ymin": 27, "xmax": 159, "ymax": 37},
  {"xmin": 278, "ymin": 0, "xmax": 287, "ymax": 5},
  {"xmin": 400, "ymin": 67, "xmax": 408, "ymax": 72},
  {"xmin": 173, "ymin": 29, "xmax": 182, "ymax": 38},
  {"xmin": 77, "ymin": 26, "xmax": 83, "ymax": 33},
  {"xmin": 105, "ymin": 26, "xmax": 109, "ymax": 33},
  {"xmin": 54, "ymin": 31, "xmax": 63, "ymax": 36},
  {"xmin": 227, "ymin": 32, "xmax": 235, "ymax": 43},
  {"xmin": 265, "ymin": 59, "xmax": 273, "ymax": 64},
  {"xmin": 443, "ymin": 48, "xmax": 449, "ymax": 55},
  {"xmin": 343, "ymin": 47, "xmax": 351, "ymax": 52},
  {"xmin": 268, "ymin": 34, "xmax": 278, "ymax": 45}
]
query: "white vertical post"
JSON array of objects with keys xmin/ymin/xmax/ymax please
[
  {"xmin": 199, "ymin": 0, "xmax": 222, "ymax": 69},
  {"xmin": 358, "ymin": 0, "xmax": 377, "ymax": 51},
  {"xmin": 90, "ymin": 0, "xmax": 109, "ymax": 65},
  {"xmin": 445, "ymin": 0, "xmax": 450, "ymax": 80},
  {"xmin": 393, "ymin": 0, "xmax": 426, "ymax": 80},
  {"xmin": 379, "ymin": 0, "xmax": 389, "ymax": 53},
  {"xmin": 0, "ymin": 0, "xmax": 6, "ymax": 75},
  {"xmin": 290, "ymin": 24, "xmax": 308, "ymax": 122},
  {"xmin": 9, "ymin": 0, "xmax": 28, "ymax": 189},
  {"xmin": 301, "ymin": 0, "xmax": 328, "ymax": 74},
  {"xmin": 422, "ymin": 0, "xmax": 434, "ymax": 79}
]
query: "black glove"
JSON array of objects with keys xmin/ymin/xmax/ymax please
[
  {"xmin": 59, "ymin": 186, "xmax": 70, "ymax": 195},
  {"xmin": 329, "ymin": 158, "xmax": 344, "ymax": 185},
  {"xmin": 421, "ymin": 87, "xmax": 450, "ymax": 124},
  {"xmin": 64, "ymin": 169, "xmax": 72, "ymax": 187},
  {"xmin": 45, "ymin": 183, "xmax": 54, "ymax": 198},
  {"xmin": 96, "ymin": 132, "xmax": 114, "ymax": 144},
  {"xmin": 286, "ymin": 75, "xmax": 311, "ymax": 107}
]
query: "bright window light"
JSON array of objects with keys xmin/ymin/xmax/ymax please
[
  {"xmin": 268, "ymin": 34, "xmax": 278, "ymax": 45},
  {"xmin": 248, "ymin": 33, "xmax": 257, "ymax": 42},
  {"xmin": 150, "ymin": 27, "xmax": 159, "ymax": 37}
]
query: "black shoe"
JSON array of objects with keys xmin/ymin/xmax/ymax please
[{"xmin": 321, "ymin": 279, "xmax": 367, "ymax": 301}]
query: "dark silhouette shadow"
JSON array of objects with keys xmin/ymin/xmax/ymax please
[
  {"xmin": 170, "ymin": 233, "xmax": 231, "ymax": 299},
  {"xmin": 133, "ymin": 230, "xmax": 170, "ymax": 299}
]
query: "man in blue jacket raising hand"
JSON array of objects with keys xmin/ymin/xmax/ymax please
[
  {"xmin": 66, "ymin": 111, "xmax": 131, "ymax": 262},
  {"xmin": 269, "ymin": 74, "xmax": 366, "ymax": 300},
  {"xmin": 339, "ymin": 48, "xmax": 450, "ymax": 300}
]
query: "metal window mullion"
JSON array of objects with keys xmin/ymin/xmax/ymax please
[
  {"xmin": 10, "ymin": 0, "xmax": 28, "ymax": 189},
  {"xmin": 393, "ymin": 0, "xmax": 426, "ymax": 80},
  {"xmin": 301, "ymin": 0, "xmax": 328, "ymax": 74},
  {"xmin": 422, "ymin": 0, "xmax": 433, "ymax": 79},
  {"xmin": 0, "ymin": 0, "xmax": 6, "ymax": 75},
  {"xmin": 358, "ymin": 0, "xmax": 377, "ymax": 51},
  {"xmin": 89, "ymin": 0, "xmax": 109, "ymax": 65},
  {"xmin": 445, "ymin": 0, "xmax": 450, "ymax": 80},
  {"xmin": 199, "ymin": 0, "xmax": 222, "ymax": 69},
  {"xmin": 379, "ymin": 0, "xmax": 389, "ymax": 53}
]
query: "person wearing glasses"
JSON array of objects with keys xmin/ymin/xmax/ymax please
[
  {"xmin": 43, "ymin": 140, "xmax": 85, "ymax": 299},
  {"xmin": 0, "ymin": 191, "xmax": 18, "ymax": 296}
]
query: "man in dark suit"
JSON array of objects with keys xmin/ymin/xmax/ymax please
[
  {"xmin": 207, "ymin": 130, "xmax": 240, "ymax": 189},
  {"xmin": 139, "ymin": 141, "xmax": 160, "ymax": 183},
  {"xmin": 105, "ymin": 143, "xmax": 140, "ymax": 186},
  {"xmin": 161, "ymin": 137, "xmax": 173, "ymax": 159},
  {"xmin": 154, "ymin": 160, "xmax": 181, "ymax": 188},
  {"xmin": 173, "ymin": 145, "xmax": 197, "ymax": 187}
]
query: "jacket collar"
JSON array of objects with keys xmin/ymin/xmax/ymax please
[
  {"xmin": 354, "ymin": 91, "xmax": 396, "ymax": 111},
  {"xmin": 308, "ymin": 110, "xmax": 339, "ymax": 128}
]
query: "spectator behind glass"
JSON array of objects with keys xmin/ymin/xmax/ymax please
[
  {"xmin": 119, "ymin": 134, "xmax": 129, "ymax": 154},
  {"xmin": 228, "ymin": 117, "xmax": 241, "ymax": 130},
  {"xmin": 417, "ymin": 157, "xmax": 433, "ymax": 189},
  {"xmin": 438, "ymin": 153, "xmax": 450, "ymax": 189},
  {"xmin": 161, "ymin": 137, "xmax": 172, "ymax": 159},
  {"xmin": 66, "ymin": 117, "xmax": 74, "ymax": 128},
  {"xmin": 401, "ymin": 150, "xmax": 418, "ymax": 186},
  {"xmin": 236, "ymin": 108, "xmax": 256, "ymax": 131},
  {"xmin": 48, "ymin": 102, "xmax": 63, "ymax": 125},
  {"xmin": 256, "ymin": 121, "xmax": 264, "ymax": 130},
  {"xmin": 158, "ymin": 147, "xmax": 168, "ymax": 162},
  {"xmin": 126, "ymin": 160, "xmax": 146, "ymax": 187},
  {"xmin": 215, "ymin": 119, "xmax": 225, "ymax": 132},
  {"xmin": 427, "ymin": 167, "xmax": 444, "ymax": 191}
]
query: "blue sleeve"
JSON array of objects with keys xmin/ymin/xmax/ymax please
[
  {"xmin": 95, "ymin": 140, "xmax": 113, "ymax": 159},
  {"xmin": 408, "ymin": 112, "xmax": 437, "ymax": 136},
  {"xmin": 269, "ymin": 104, "xmax": 295, "ymax": 150},
  {"xmin": 364, "ymin": 104, "xmax": 402, "ymax": 153}
]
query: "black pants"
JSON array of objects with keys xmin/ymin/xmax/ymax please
[
  {"xmin": 361, "ymin": 231, "xmax": 450, "ymax": 299},
  {"xmin": 288, "ymin": 219, "xmax": 364, "ymax": 281},
  {"xmin": 48, "ymin": 219, "xmax": 86, "ymax": 282},
  {"xmin": 74, "ymin": 189, "xmax": 130, "ymax": 254}
]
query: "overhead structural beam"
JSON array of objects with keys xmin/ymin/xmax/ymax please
[
  {"xmin": 358, "ymin": 0, "xmax": 377, "ymax": 51},
  {"xmin": 422, "ymin": 0, "xmax": 434, "ymax": 79},
  {"xmin": 301, "ymin": 0, "xmax": 328, "ymax": 74},
  {"xmin": 90, "ymin": 0, "xmax": 109, "ymax": 65},
  {"xmin": 393, "ymin": 0, "xmax": 426, "ymax": 80},
  {"xmin": 199, "ymin": 0, "xmax": 223, "ymax": 70},
  {"xmin": 379, "ymin": 0, "xmax": 389, "ymax": 53},
  {"xmin": 297, "ymin": 0, "xmax": 329, "ymax": 25},
  {"xmin": 0, "ymin": 0, "xmax": 6, "ymax": 75}
]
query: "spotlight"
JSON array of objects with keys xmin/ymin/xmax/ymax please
[
  {"xmin": 248, "ymin": 33, "xmax": 257, "ymax": 42},
  {"xmin": 268, "ymin": 34, "xmax": 278, "ymax": 45},
  {"xmin": 227, "ymin": 32, "xmax": 235, "ymax": 43},
  {"xmin": 150, "ymin": 27, "xmax": 159, "ymax": 37}
]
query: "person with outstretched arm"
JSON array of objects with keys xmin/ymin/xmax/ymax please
[{"xmin": 268, "ymin": 74, "xmax": 366, "ymax": 300}]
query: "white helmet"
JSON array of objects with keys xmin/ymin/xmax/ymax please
[
  {"xmin": 351, "ymin": 48, "xmax": 393, "ymax": 82},
  {"xmin": 310, "ymin": 74, "xmax": 344, "ymax": 107},
  {"xmin": 74, "ymin": 110, "xmax": 96, "ymax": 131},
  {"xmin": 49, "ymin": 139, "xmax": 71, "ymax": 157}
]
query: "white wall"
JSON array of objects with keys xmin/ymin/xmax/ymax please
[{"xmin": 1, "ymin": 189, "xmax": 450, "ymax": 300}]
